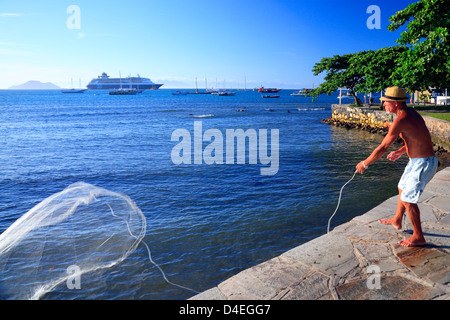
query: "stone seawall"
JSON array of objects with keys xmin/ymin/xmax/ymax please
[
  {"xmin": 329, "ymin": 104, "xmax": 450, "ymax": 146},
  {"xmin": 423, "ymin": 116, "xmax": 450, "ymax": 150},
  {"xmin": 324, "ymin": 104, "xmax": 449, "ymax": 157},
  {"xmin": 331, "ymin": 104, "xmax": 394, "ymax": 123}
]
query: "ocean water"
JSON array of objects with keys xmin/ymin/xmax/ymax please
[{"xmin": 0, "ymin": 89, "xmax": 408, "ymax": 299}]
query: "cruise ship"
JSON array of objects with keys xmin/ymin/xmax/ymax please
[{"xmin": 86, "ymin": 72, "xmax": 163, "ymax": 90}]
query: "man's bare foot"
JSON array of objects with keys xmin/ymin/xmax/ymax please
[
  {"xmin": 379, "ymin": 218, "xmax": 402, "ymax": 230},
  {"xmin": 398, "ymin": 236, "xmax": 426, "ymax": 247}
]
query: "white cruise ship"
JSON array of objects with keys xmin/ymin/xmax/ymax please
[{"xmin": 86, "ymin": 72, "xmax": 163, "ymax": 90}]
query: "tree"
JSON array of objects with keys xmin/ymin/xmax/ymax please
[
  {"xmin": 309, "ymin": 47, "xmax": 405, "ymax": 105},
  {"xmin": 309, "ymin": 53, "xmax": 365, "ymax": 105},
  {"xmin": 310, "ymin": 0, "xmax": 449, "ymax": 102},
  {"xmin": 388, "ymin": 0, "xmax": 450, "ymax": 90},
  {"xmin": 348, "ymin": 46, "xmax": 407, "ymax": 94}
]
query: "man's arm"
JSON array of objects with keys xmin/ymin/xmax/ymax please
[
  {"xmin": 387, "ymin": 145, "xmax": 407, "ymax": 161},
  {"xmin": 356, "ymin": 121, "xmax": 401, "ymax": 173}
]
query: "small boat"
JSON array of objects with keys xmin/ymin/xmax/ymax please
[
  {"xmin": 109, "ymin": 88, "xmax": 139, "ymax": 95},
  {"xmin": 190, "ymin": 114, "xmax": 214, "ymax": 118},
  {"xmin": 187, "ymin": 77, "xmax": 212, "ymax": 94},
  {"xmin": 217, "ymin": 91, "xmax": 235, "ymax": 96},
  {"xmin": 108, "ymin": 74, "xmax": 140, "ymax": 95},
  {"xmin": 291, "ymin": 88, "xmax": 309, "ymax": 96},
  {"xmin": 61, "ymin": 78, "xmax": 86, "ymax": 93},
  {"xmin": 262, "ymin": 95, "xmax": 279, "ymax": 98},
  {"xmin": 211, "ymin": 90, "xmax": 236, "ymax": 96},
  {"xmin": 61, "ymin": 88, "xmax": 86, "ymax": 93},
  {"xmin": 187, "ymin": 91, "xmax": 211, "ymax": 94},
  {"xmin": 172, "ymin": 90, "xmax": 188, "ymax": 95},
  {"xmin": 258, "ymin": 86, "xmax": 280, "ymax": 93}
]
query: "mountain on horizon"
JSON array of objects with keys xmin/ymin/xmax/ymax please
[{"xmin": 9, "ymin": 80, "xmax": 60, "ymax": 90}]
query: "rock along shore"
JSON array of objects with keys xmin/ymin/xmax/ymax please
[
  {"xmin": 322, "ymin": 104, "xmax": 449, "ymax": 169},
  {"xmin": 190, "ymin": 167, "xmax": 450, "ymax": 300}
]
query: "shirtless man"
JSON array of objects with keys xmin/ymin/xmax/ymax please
[{"xmin": 355, "ymin": 86, "xmax": 438, "ymax": 247}]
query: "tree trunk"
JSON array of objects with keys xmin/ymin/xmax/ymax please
[{"xmin": 352, "ymin": 93, "xmax": 361, "ymax": 106}]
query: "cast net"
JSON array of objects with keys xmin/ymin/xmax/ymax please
[{"xmin": 0, "ymin": 182, "xmax": 146, "ymax": 299}]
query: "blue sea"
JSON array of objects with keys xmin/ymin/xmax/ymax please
[{"xmin": 0, "ymin": 89, "xmax": 407, "ymax": 299}]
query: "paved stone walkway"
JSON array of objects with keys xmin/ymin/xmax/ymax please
[{"xmin": 191, "ymin": 167, "xmax": 450, "ymax": 300}]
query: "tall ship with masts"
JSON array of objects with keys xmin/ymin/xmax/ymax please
[
  {"xmin": 61, "ymin": 78, "xmax": 86, "ymax": 93},
  {"xmin": 86, "ymin": 72, "xmax": 163, "ymax": 91}
]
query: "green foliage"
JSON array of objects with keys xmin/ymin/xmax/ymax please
[
  {"xmin": 311, "ymin": 0, "xmax": 450, "ymax": 97},
  {"xmin": 348, "ymin": 47, "xmax": 407, "ymax": 93},
  {"xmin": 388, "ymin": 0, "xmax": 449, "ymax": 45},
  {"xmin": 308, "ymin": 47, "xmax": 405, "ymax": 104},
  {"xmin": 309, "ymin": 53, "xmax": 363, "ymax": 105},
  {"xmin": 388, "ymin": 0, "xmax": 450, "ymax": 90}
]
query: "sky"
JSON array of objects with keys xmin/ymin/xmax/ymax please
[{"xmin": 0, "ymin": 0, "xmax": 417, "ymax": 89}]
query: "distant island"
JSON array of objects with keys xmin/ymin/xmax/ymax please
[{"xmin": 9, "ymin": 80, "xmax": 60, "ymax": 90}]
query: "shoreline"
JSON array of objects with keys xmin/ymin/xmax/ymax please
[{"xmin": 191, "ymin": 167, "xmax": 450, "ymax": 300}]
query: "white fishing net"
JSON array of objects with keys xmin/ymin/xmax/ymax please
[{"xmin": 0, "ymin": 182, "xmax": 146, "ymax": 299}]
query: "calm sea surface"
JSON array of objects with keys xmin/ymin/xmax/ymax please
[{"xmin": 0, "ymin": 89, "xmax": 407, "ymax": 299}]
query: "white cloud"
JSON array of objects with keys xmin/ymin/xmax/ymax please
[{"xmin": 0, "ymin": 13, "xmax": 22, "ymax": 18}]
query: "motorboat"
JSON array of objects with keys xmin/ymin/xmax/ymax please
[
  {"xmin": 211, "ymin": 90, "xmax": 236, "ymax": 96},
  {"xmin": 258, "ymin": 86, "xmax": 280, "ymax": 93},
  {"xmin": 61, "ymin": 88, "xmax": 86, "ymax": 93},
  {"xmin": 172, "ymin": 90, "xmax": 188, "ymax": 95},
  {"xmin": 291, "ymin": 88, "xmax": 309, "ymax": 96},
  {"xmin": 108, "ymin": 88, "xmax": 139, "ymax": 95}
]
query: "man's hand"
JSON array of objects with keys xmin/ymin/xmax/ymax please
[
  {"xmin": 387, "ymin": 150, "xmax": 403, "ymax": 162},
  {"xmin": 356, "ymin": 161, "xmax": 367, "ymax": 174}
]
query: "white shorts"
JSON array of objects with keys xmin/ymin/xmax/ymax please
[{"xmin": 398, "ymin": 155, "xmax": 438, "ymax": 204}]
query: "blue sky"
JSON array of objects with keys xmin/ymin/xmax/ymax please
[{"xmin": 0, "ymin": 0, "xmax": 416, "ymax": 89}]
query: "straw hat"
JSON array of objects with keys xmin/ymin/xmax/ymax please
[{"xmin": 380, "ymin": 86, "xmax": 408, "ymax": 102}]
